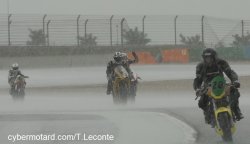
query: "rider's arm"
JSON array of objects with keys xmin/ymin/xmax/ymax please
[
  {"xmin": 18, "ymin": 70, "xmax": 25, "ymax": 77},
  {"xmin": 8, "ymin": 70, "xmax": 13, "ymax": 82},
  {"xmin": 106, "ymin": 61, "xmax": 113, "ymax": 76},
  {"xmin": 193, "ymin": 62, "xmax": 203, "ymax": 90},
  {"xmin": 128, "ymin": 52, "xmax": 139, "ymax": 65},
  {"xmin": 219, "ymin": 59, "xmax": 238, "ymax": 82},
  {"xmin": 127, "ymin": 59, "xmax": 137, "ymax": 65},
  {"xmin": 8, "ymin": 70, "xmax": 12, "ymax": 77},
  {"xmin": 124, "ymin": 64, "xmax": 132, "ymax": 74}
]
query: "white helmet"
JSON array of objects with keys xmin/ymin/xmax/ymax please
[
  {"xmin": 12, "ymin": 63, "xmax": 19, "ymax": 70},
  {"xmin": 114, "ymin": 52, "xmax": 122, "ymax": 57},
  {"xmin": 113, "ymin": 52, "xmax": 122, "ymax": 62}
]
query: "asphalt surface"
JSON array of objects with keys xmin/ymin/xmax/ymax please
[{"xmin": 0, "ymin": 65, "xmax": 249, "ymax": 144}]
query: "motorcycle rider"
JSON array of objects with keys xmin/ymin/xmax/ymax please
[
  {"xmin": 106, "ymin": 51, "xmax": 138, "ymax": 95},
  {"xmin": 121, "ymin": 52, "xmax": 139, "ymax": 97},
  {"xmin": 8, "ymin": 63, "xmax": 26, "ymax": 94},
  {"xmin": 193, "ymin": 48, "xmax": 244, "ymax": 124},
  {"xmin": 106, "ymin": 52, "xmax": 123, "ymax": 95}
]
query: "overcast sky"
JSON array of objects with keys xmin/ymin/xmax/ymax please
[{"xmin": 0, "ymin": 0, "xmax": 250, "ymax": 19}]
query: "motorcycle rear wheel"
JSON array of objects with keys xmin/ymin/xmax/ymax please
[{"xmin": 119, "ymin": 82, "xmax": 128, "ymax": 104}]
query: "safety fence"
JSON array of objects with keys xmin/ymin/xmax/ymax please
[
  {"xmin": 1, "ymin": 14, "xmax": 250, "ymax": 67},
  {"xmin": 1, "ymin": 14, "xmax": 250, "ymax": 48}
]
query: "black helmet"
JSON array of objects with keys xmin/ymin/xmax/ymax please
[
  {"xmin": 202, "ymin": 48, "xmax": 217, "ymax": 65},
  {"xmin": 202, "ymin": 48, "xmax": 217, "ymax": 59}
]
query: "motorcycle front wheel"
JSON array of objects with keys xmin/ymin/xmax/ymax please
[{"xmin": 218, "ymin": 112, "xmax": 233, "ymax": 142}]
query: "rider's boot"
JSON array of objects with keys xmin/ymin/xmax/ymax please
[
  {"xmin": 234, "ymin": 106, "xmax": 244, "ymax": 121},
  {"xmin": 231, "ymin": 98, "xmax": 244, "ymax": 121},
  {"xmin": 230, "ymin": 88, "xmax": 244, "ymax": 121},
  {"xmin": 9, "ymin": 85, "xmax": 14, "ymax": 95},
  {"xmin": 203, "ymin": 110, "xmax": 211, "ymax": 124}
]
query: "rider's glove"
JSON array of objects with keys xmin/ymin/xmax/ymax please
[
  {"xmin": 233, "ymin": 80, "xmax": 240, "ymax": 88},
  {"xmin": 129, "ymin": 72, "xmax": 134, "ymax": 79},
  {"xmin": 195, "ymin": 89, "xmax": 201, "ymax": 97}
]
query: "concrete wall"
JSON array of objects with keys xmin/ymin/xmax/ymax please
[
  {"xmin": 0, "ymin": 54, "xmax": 113, "ymax": 69},
  {"xmin": 0, "ymin": 45, "xmax": 171, "ymax": 69}
]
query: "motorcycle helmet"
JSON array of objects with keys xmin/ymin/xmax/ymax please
[
  {"xmin": 202, "ymin": 48, "xmax": 217, "ymax": 65},
  {"xmin": 113, "ymin": 52, "xmax": 122, "ymax": 62},
  {"xmin": 12, "ymin": 63, "xmax": 19, "ymax": 70}
]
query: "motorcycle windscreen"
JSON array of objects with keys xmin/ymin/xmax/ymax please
[
  {"xmin": 114, "ymin": 65, "xmax": 129, "ymax": 79},
  {"xmin": 211, "ymin": 75, "xmax": 226, "ymax": 98}
]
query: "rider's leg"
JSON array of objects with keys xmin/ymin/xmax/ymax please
[
  {"xmin": 198, "ymin": 94, "xmax": 211, "ymax": 124},
  {"xmin": 9, "ymin": 84, "xmax": 14, "ymax": 95},
  {"xmin": 106, "ymin": 79, "xmax": 112, "ymax": 95},
  {"xmin": 230, "ymin": 88, "xmax": 244, "ymax": 121}
]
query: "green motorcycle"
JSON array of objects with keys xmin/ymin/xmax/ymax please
[{"xmin": 197, "ymin": 76, "xmax": 237, "ymax": 142}]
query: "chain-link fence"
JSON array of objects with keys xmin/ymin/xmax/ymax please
[{"xmin": 1, "ymin": 14, "xmax": 250, "ymax": 47}]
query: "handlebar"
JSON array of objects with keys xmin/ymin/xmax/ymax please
[{"xmin": 195, "ymin": 82, "xmax": 237, "ymax": 100}]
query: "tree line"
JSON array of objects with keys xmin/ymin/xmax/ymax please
[{"xmin": 27, "ymin": 28, "xmax": 250, "ymax": 48}]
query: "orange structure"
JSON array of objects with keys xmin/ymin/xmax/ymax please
[
  {"xmin": 128, "ymin": 52, "xmax": 157, "ymax": 64},
  {"xmin": 127, "ymin": 48, "xmax": 189, "ymax": 64},
  {"xmin": 161, "ymin": 48, "xmax": 189, "ymax": 63}
]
